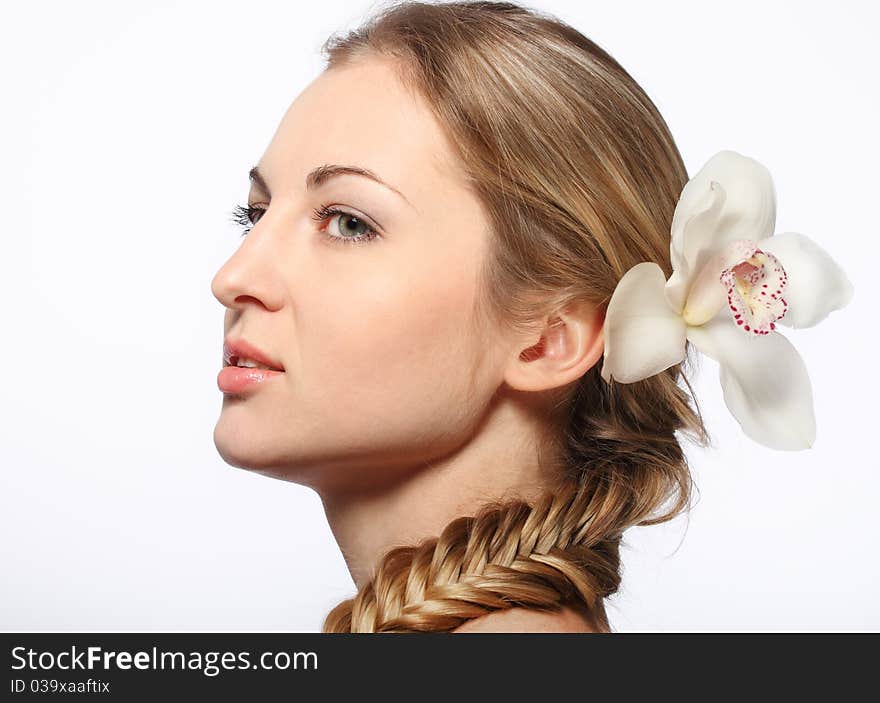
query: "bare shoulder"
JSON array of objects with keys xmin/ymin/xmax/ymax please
[{"xmin": 452, "ymin": 605, "xmax": 598, "ymax": 633}]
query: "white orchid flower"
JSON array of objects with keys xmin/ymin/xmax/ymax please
[{"xmin": 600, "ymin": 150, "xmax": 854, "ymax": 451}]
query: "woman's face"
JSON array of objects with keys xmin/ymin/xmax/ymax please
[{"xmin": 212, "ymin": 57, "xmax": 510, "ymax": 490}]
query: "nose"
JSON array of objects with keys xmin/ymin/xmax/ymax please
[{"xmin": 211, "ymin": 228, "xmax": 284, "ymax": 313}]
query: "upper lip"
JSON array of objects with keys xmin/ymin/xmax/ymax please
[{"xmin": 223, "ymin": 337, "xmax": 285, "ymax": 371}]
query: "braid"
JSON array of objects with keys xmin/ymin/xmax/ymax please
[{"xmin": 323, "ymin": 474, "xmax": 629, "ymax": 633}]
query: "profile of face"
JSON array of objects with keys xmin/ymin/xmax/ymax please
[{"xmin": 212, "ymin": 57, "xmax": 520, "ymax": 493}]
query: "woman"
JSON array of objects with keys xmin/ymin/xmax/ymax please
[{"xmin": 211, "ymin": 0, "xmax": 852, "ymax": 632}]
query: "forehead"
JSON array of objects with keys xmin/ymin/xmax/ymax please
[{"xmin": 257, "ymin": 58, "xmax": 462, "ymax": 199}]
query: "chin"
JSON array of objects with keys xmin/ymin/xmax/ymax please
[
  {"xmin": 212, "ymin": 421, "xmax": 322, "ymax": 486},
  {"xmin": 213, "ymin": 419, "xmax": 273, "ymax": 471}
]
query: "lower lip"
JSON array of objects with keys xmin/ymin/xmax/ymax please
[{"xmin": 217, "ymin": 366, "xmax": 284, "ymax": 394}]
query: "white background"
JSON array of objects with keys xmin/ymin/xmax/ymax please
[{"xmin": 1, "ymin": 0, "xmax": 877, "ymax": 632}]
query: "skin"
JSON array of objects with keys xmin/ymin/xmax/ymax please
[
  {"xmin": 453, "ymin": 603, "xmax": 599, "ymax": 633},
  {"xmin": 211, "ymin": 56, "xmax": 606, "ymax": 633}
]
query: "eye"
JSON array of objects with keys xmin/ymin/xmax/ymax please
[
  {"xmin": 228, "ymin": 202, "xmax": 382, "ymax": 245},
  {"xmin": 311, "ymin": 204, "xmax": 381, "ymax": 246},
  {"xmin": 230, "ymin": 203, "xmax": 265, "ymax": 237}
]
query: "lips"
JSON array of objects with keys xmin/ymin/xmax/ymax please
[{"xmin": 223, "ymin": 337, "xmax": 284, "ymax": 371}]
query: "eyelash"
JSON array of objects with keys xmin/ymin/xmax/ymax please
[{"xmin": 229, "ymin": 203, "xmax": 380, "ymax": 246}]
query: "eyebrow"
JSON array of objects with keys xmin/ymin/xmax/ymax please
[{"xmin": 248, "ymin": 164, "xmax": 413, "ymax": 208}]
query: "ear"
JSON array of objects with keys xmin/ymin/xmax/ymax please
[{"xmin": 504, "ymin": 302, "xmax": 605, "ymax": 393}]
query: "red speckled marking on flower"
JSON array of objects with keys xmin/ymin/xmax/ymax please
[{"xmin": 719, "ymin": 241, "xmax": 788, "ymax": 336}]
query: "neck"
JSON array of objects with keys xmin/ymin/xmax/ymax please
[{"xmin": 317, "ymin": 393, "xmax": 562, "ymax": 591}]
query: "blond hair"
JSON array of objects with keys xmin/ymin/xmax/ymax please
[{"xmin": 319, "ymin": 0, "xmax": 711, "ymax": 632}]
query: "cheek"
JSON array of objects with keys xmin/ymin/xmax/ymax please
[{"xmin": 297, "ymin": 259, "xmax": 484, "ymax": 440}]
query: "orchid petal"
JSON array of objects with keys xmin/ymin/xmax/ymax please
[
  {"xmin": 757, "ymin": 231, "xmax": 855, "ymax": 329},
  {"xmin": 601, "ymin": 261, "xmax": 687, "ymax": 384},
  {"xmin": 685, "ymin": 312, "xmax": 816, "ymax": 450},
  {"xmin": 666, "ymin": 150, "xmax": 777, "ymax": 313},
  {"xmin": 664, "ymin": 179, "xmax": 726, "ymax": 314}
]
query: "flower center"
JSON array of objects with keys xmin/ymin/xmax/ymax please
[{"xmin": 720, "ymin": 241, "xmax": 788, "ymax": 336}]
